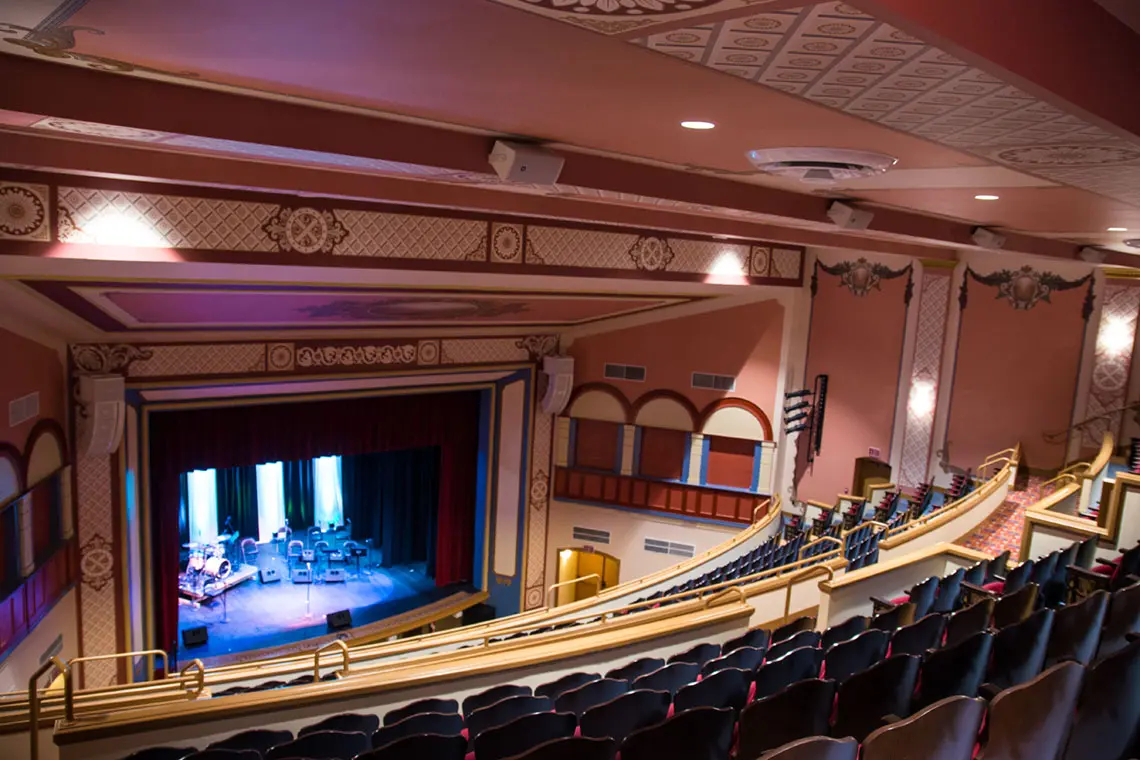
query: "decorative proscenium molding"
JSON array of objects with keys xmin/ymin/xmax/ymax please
[
  {"xmin": 296, "ymin": 344, "xmax": 418, "ymax": 368},
  {"xmin": 961, "ymin": 265, "xmax": 1094, "ymax": 318},
  {"xmin": 515, "ymin": 335, "xmax": 560, "ymax": 363},
  {"xmin": 71, "ymin": 344, "xmax": 154, "ymax": 375}
]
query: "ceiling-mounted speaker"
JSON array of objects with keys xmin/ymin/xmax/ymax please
[
  {"xmin": 541, "ymin": 355, "xmax": 575, "ymax": 416},
  {"xmin": 971, "ymin": 226, "xmax": 1006, "ymax": 250},
  {"xmin": 489, "ymin": 140, "xmax": 565, "ymax": 184},
  {"xmin": 1078, "ymin": 246, "xmax": 1106, "ymax": 263},
  {"xmin": 76, "ymin": 375, "xmax": 125, "ymax": 458},
  {"xmin": 826, "ymin": 201, "xmax": 874, "ymax": 230}
]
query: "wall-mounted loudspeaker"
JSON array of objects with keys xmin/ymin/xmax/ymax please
[
  {"xmin": 182, "ymin": 626, "xmax": 208, "ymax": 648},
  {"xmin": 324, "ymin": 568, "xmax": 347, "ymax": 583},
  {"xmin": 541, "ymin": 355, "xmax": 575, "ymax": 415},
  {"xmin": 1079, "ymin": 246, "xmax": 1106, "ymax": 264},
  {"xmin": 259, "ymin": 567, "xmax": 281, "ymax": 583},
  {"xmin": 971, "ymin": 226, "xmax": 1006, "ymax": 250},
  {"xmin": 292, "ymin": 568, "xmax": 312, "ymax": 584},
  {"xmin": 76, "ymin": 375, "xmax": 125, "ymax": 458},
  {"xmin": 327, "ymin": 609, "xmax": 353, "ymax": 631},
  {"xmin": 826, "ymin": 201, "xmax": 874, "ymax": 230},
  {"xmin": 488, "ymin": 140, "xmax": 565, "ymax": 184}
]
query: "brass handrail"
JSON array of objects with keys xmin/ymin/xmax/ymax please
[
  {"xmin": 982, "ymin": 448, "xmax": 1018, "ymax": 464},
  {"xmin": 546, "ymin": 574, "xmax": 602, "ymax": 608},
  {"xmin": 702, "ymin": 587, "xmax": 746, "ymax": 608},
  {"xmin": 799, "ymin": 535, "xmax": 842, "ymax": 560},
  {"xmin": 783, "ymin": 565, "xmax": 836, "ymax": 618},
  {"xmin": 752, "ymin": 497, "xmax": 772, "ymax": 522},
  {"xmin": 28, "ymin": 656, "xmax": 69, "ymax": 760},
  {"xmin": 179, "ymin": 659, "xmax": 206, "ymax": 698},
  {"xmin": 840, "ymin": 520, "xmax": 889, "ymax": 538},
  {"xmin": 1042, "ymin": 472, "xmax": 1078, "ymax": 490},
  {"xmin": 68, "ymin": 649, "xmax": 169, "ymax": 685},
  {"xmin": 313, "ymin": 639, "xmax": 350, "ymax": 683}
]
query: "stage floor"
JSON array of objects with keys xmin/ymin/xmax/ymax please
[{"xmin": 177, "ymin": 548, "xmax": 457, "ymax": 661}]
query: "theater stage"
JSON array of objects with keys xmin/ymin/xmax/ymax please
[{"xmin": 177, "ymin": 549, "xmax": 471, "ymax": 663}]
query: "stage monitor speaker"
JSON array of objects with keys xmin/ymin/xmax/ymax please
[
  {"xmin": 182, "ymin": 626, "xmax": 208, "ymax": 648},
  {"xmin": 327, "ymin": 609, "xmax": 353, "ymax": 631},
  {"xmin": 301, "ymin": 549, "xmax": 316, "ymax": 563},
  {"xmin": 324, "ymin": 568, "xmax": 347, "ymax": 583},
  {"xmin": 463, "ymin": 603, "xmax": 496, "ymax": 626},
  {"xmin": 541, "ymin": 355, "xmax": 575, "ymax": 415},
  {"xmin": 259, "ymin": 567, "xmax": 281, "ymax": 583},
  {"xmin": 76, "ymin": 375, "xmax": 126, "ymax": 458},
  {"xmin": 292, "ymin": 568, "xmax": 312, "ymax": 584}
]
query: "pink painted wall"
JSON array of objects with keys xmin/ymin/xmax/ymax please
[
  {"xmin": 797, "ymin": 267, "xmax": 911, "ymax": 503},
  {"xmin": 947, "ymin": 280, "xmax": 1088, "ymax": 471},
  {"xmin": 570, "ymin": 299, "xmax": 785, "ymax": 422},
  {"xmin": 0, "ymin": 328, "xmax": 65, "ymax": 453}
]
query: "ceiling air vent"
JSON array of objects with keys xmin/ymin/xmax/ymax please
[
  {"xmin": 604, "ymin": 363, "xmax": 646, "ymax": 382},
  {"xmin": 746, "ymin": 148, "xmax": 897, "ymax": 185},
  {"xmin": 572, "ymin": 526, "xmax": 611, "ymax": 545},
  {"xmin": 692, "ymin": 372, "xmax": 736, "ymax": 392},
  {"xmin": 8, "ymin": 392, "xmax": 40, "ymax": 427},
  {"xmin": 644, "ymin": 538, "xmax": 696, "ymax": 558}
]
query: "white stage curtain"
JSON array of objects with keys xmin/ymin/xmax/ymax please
[
  {"xmin": 313, "ymin": 455, "xmax": 344, "ymax": 530},
  {"xmin": 255, "ymin": 461, "xmax": 286, "ymax": 544},
  {"xmin": 186, "ymin": 468, "xmax": 218, "ymax": 545}
]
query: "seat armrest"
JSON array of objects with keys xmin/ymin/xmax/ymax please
[
  {"xmin": 1067, "ymin": 566, "xmax": 1111, "ymax": 581},
  {"xmin": 880, "ymin": 714, "xmax": 903, "ymax": 726},
  {"xmin": 978, "ymin": 682, "xmax": 1002, "ymax": 701},
  {"xmin": 870, "ymin": 596, "xmax": 897, "ymax": 614}
]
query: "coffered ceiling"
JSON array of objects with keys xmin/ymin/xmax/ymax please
[{"xmin": 0, "ymin": 0, "xmax": 1139, "ymax": 262}]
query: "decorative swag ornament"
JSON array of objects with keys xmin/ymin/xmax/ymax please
[
  {"xmin": 960, "ymin": 265, "xmax": 1094, "ymax": 318},
  {"xmin": 812, "ymin": 257, "xmax": 914, "ymax": 303}
]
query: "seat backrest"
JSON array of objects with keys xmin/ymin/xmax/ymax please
[
  {"xmin": 1098, "ymin": 581, "xmax": 1140, "ymax": 660},
  {"xmin": 579, "ymin": 689, "xmax": 671, "ymax": 744},
  {"xmin": 771, "ymin": 615, "xmax": 816, "ymax": 643},
  {"xmin": 1046, "ymin": 589, "xmax": 1108, "ymax": 667},
  {"xmin": 208, "ymin": 729, "xmax": 293, "ymax": 754},
  {"xmin": 987, "ymin": 550, "xmax": 1011, "ymax": 582},
  {"xmin": 463, "ymin": 684, "xmax": 533, "ymax": 717},
  {"xmin": 822, "ymin": 628, "xmax": 889, "ymax": 684},
  {"xmin": 1001, "ymin": 561, "xmax": 1034, "ymax": 595},
  {"xmin": 383, "ymin": 697, "xmax": 459, "ymax": 726},
  {"xmin": 357, "ymin": 733, "xmax": 467, "ymax": 760},
  {"xmin": 723, "ymin": 627, "xmax": 771, "ymax": 654},
  {"xmin": 535, "ymin": 672, "xmax": 601, "ymax": 702},
  {"xmin": 668, "ymin": 642, "xmax": 722, "ymax": 669},
  {"xmin": 984, "ymin": 661, "xmax": 1085, "ymax": 760},
  {"xmin": 767, "ymin": 629, "xmax": 822, "ymax": 661},
  {"xmin": 821, "ymin": 615, "xmax": 868, "ymax": 651},
  {"xmin": 908, "ymin": 576, "xmax": 941, "ymax": 619},
  {"xmin": 944, "ymin": 598, "xmax": 994, "ymax": 648},
  {"xmin": 833, "ymin": 654, "xmax": 921, "ymax": 742},
  {"xmin": 265, "ymin": 730, "xmax": 370, "ymax": 760},
  {"xmin": 300, "ymin": 712, "xmax": 380, "ymax": 737},
  {"xmin": 915, "ymin": 631, "xmax": 994, "ymax": 710},
  {"xmin": 507, "ymin": 736, "xmax": 617, "ymax": 760},
  {"xmin": 932, "ymin": 568, "xmax": 966, "ymax": 614},
  {"xmin": 674, "ymin": 667, "xmax": 751, "ymax": 715},
  {"xmin": 553, "ymin": 678, "xmax": 627, "ymax": 717},
  {"xmin": 619, "ymin": 706, "xmax": 735, "ymax": 760},
  {"xmin": 869, "ymin": 602, "xmax": 916, "ymax": 632},
  {"xmin": 467, "ymin": 695, "xmax": 552, "ymax": 743},
  {"xmin": 1029, "ymin": 551, "xmax": 1059, "ymax": 590},
  {"xmin": 992, "ymin": 582, "xmax": 1039, "ymax": 630},
  {"xmin": 605, "ymin": 657, "xmax": 664, "ymax": 684},
  {"xmin": 185, "ymin": 751, "xmax": 259, "ymax": 760},
  {"xmin": 702, "ymin": 646, "xmax": 766, "ymax": 677},
  {"xmin": 963, "ymin": 560, "xmax": 988, "ymax": 587},
  {"xmin": 372, "ymin": 712, "xmax": 464, "ymax": 750},
  {"xmin": 1062, "ymin": 637, "xmax": 1140, "ymax": 760},
  {"xmin": 738, "ymin": 678, "xmax": 836, "ymax": 760},
  {"xmin": 986, "ymin": 607, "xmax": 1055, "ymax": 690},
  {"xmin": 754, "ymin": 646, "xmax": 824, "ymax": 702},
  {"xmin": 631, "ymin": 661, "xmax": 700, "ymax": 697},
  {"xmin": 473, "ymin": 711, "xmax": 577, "ymax": 760},
  {"xmin": 861, "ymin": 696, "xmax": 985, "ymax": 760},
  {"xmin": 123, "ymin": 749, "xmax": 196, "ymax": 760},
  {"xmin": 889, "ymin": 613, "xmax": 947, "ymax": 658},
  {"xmin": 755, "ymin": 736, "xmax": 858, "ymax": 760}
]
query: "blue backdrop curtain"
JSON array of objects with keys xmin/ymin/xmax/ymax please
[
  {"xmin": 282, "ymin": 459, "xmax": 315, "ymax": 531},
  {"xmin": 149, "ymin": 390, "xmax": 481, "ymax": 665},
  {"xmin": 214, "ymin": 465, "xmax": 259, "ymax": 538}
]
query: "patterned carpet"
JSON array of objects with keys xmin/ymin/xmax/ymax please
[{"xmin": 956, "ymin": 477, "xmax": 1045, "ymax": 556}]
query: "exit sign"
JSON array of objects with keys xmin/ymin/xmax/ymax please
[{"xmin": 868, "ymin": 447, "xmax": 882, "ymax": 459}]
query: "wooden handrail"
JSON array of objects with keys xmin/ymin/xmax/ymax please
[
  {"xmin": 783, "ymin": 565, "xmax": 836, "ymax": 618},
  {"xmin": 799, "ymin": 536, "xmax": 842, "ymax": 560},
  {"xmin": 546, "ymin": 574, "xmax": 602, "ymax": 607},
  {"xmin": 313, "ymin": 640, "xmax": 350, "ymax": 683},
  {"xmin": 703, "ymin": 587, "xmax": 746, "ymax": 608},
  {"xmin": 752, "ymin": 497, "xmax": 772, "ymax": 523},
  {"xmin": 1042, "ymin": 472, "xmax": 1078, "ymax": 490},
  {"xmin": 28, "ymin": 656, "xmax": 69, "ymax": 760}
]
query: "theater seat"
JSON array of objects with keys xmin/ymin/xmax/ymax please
[
  {"xmin": 357, "ymin": 734, "xmax": 466, "ymax": 760},
  {"xmin": 832, "ymin": 655, "xmax": 920, "ymax": 743},
  {"xmin": 754, "ymin": 736, "xmax": 857, "ymax": 760},
  {"xmin": 505, "ymin": 736, "xmax": 616, "ymax": 760},
  {"xmin": 737, "ymin": 679, "xmax": 835, "ymax": 760},
  {"xmin": 982, "ymin": 662, "xmax": 1084, "ymax": 760},
  {"xmin": 579, "ymin": 689, "xmax": 670, "ymax": 745},
  {"xmin": 861, "ymin": 695, "xmax": 984, "ymax": 760},
  {"xmin": 473, "ymin": 711, "xmax": 576, "ymax": 760},
  {"xmin": 372, "ymin": 712, "xmax": 464, "ymax": 750},
  {"xmin": 384, "ymin": 698, "xmax": 459, "ymax": 726},
  {"xmin": 619, "ymin": 706, "xmax": 734, "ymax": 760}
]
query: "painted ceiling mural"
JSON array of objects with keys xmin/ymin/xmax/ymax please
[{"xmin": 21, "ymin": 281, "xmax": 694, "ymax": 331}]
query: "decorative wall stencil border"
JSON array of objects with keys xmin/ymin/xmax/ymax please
[
  {"xmin": 960, "ymin": 265, "xmax": 1094, "ymax": 317},
  {"xmin": 0, "ymin": 23, "xmax": 202, "ymax": 79},
  {"xmin": 1082, "ymin": 283, "xmax": 1140, "ymax": 449},
  {"xmin": 812, "ymin": 257, "xmax": 914, "ymax": 302},
  {"xmin": 11, "ymin": 176, "xmax": 805, "ymax": 281},
  {"xmin": 75, "ymin": 452, "xmax": 118, "ymax": 688},
  {"xmin": 898, "ymin": 270, "xmax": 950, "ymax": 487},
  {"xmin": 524, "ymin": 410, "xmax": 554, "ymax": 610},
  {"xmin": 295, "ymin": 344, "xmax": 418, "ymax": 368}
]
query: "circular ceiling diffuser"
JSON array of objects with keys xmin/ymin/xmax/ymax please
[{"xmin": 746, "ymin": 147, "xmax": 898, "ymax": 184}]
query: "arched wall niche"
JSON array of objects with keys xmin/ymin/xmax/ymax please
[
  {"xmin": 632, "ymin": 390, "xmax": 699, "ymax": 432},
  {"xmin": 0, "ymin": 444, "xmax": 22, "ymax": 507},
  {"xmin": 565, "ymin": 382, "xmax": 632, "ymax": 423},
  {"xmin": 699, "ymin": 398, "xmax": 774, "ymax": 441},
  {"xmin": 24, "ymin": 420, "xmax": 67, "ymax": 488}
]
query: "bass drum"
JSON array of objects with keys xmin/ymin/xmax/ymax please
[{"xmin": 203, "ymin": 556, "xmax": 232, "ymax": 579}]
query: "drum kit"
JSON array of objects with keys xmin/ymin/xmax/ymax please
[{"xmin": 183, "ymin": 541, "xmax": 232, "ymax": 586}]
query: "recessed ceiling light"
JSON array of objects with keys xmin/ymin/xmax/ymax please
[
  {"xmin": 974, "ymin": 194, "xmax": 1000, "ymax": 201},
  {"xmin": 681, "ymin": 120, "xmax": 716, "ymax": 130},
  {"xmin": 1108, "ymin": 227, "xmax": 1129, "ymax": 232}
]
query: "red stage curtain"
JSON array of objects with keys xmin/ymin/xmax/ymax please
[{"xmin": 149, "ymin": 390, "xmax": 481, "ymax": 662}]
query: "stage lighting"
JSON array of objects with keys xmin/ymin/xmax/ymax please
[{"xmin": 785, "ymin": 411, "xmax": 809, "ymax": 424}]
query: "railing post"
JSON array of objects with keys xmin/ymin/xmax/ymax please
[{"xmin": 28, "ymin": 656, "xmax": 69, "ymax": 760}]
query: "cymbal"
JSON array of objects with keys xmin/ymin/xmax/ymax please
[{"xmin": 182, "ymin": 542, "xmax": 203, "ymax": 549}]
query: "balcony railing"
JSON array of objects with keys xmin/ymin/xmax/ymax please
[{"xmin": 553, "ymin": 467, "xmax": 766, "ymax": 524}]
